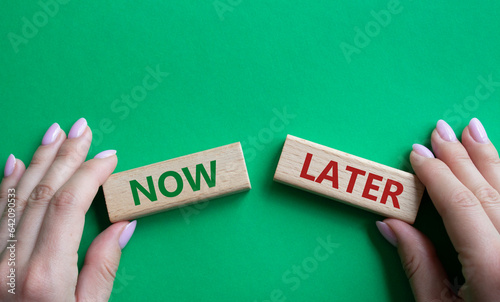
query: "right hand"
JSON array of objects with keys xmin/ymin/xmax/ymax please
[{"xmin": 378, "ymin": 118, "xmax": 500, "ymax": 301}]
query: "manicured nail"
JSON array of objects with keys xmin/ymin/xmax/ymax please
[
  {"xmin": 42, "ymin": 123, "xmax": 61, "ymax": 145},
  {"xmin": 119, "ymin": 220, "xmax": 137, "ymax": 249},
  {"xmin": 94, "ymin": 150, "xmax": 117, "ymax": 159},
  {"xmin": 412, "ymin": 144, "xmax": 435, "ymax": 158},
  {"xmin": 469, "ymin": 118, "xmax": 489, "ymax": 144},
  {"xmin": 68, "ymin": 118, "xmax": 87, "ymax": 139},
  {"xmin": 376, "ymin": 221, "xmax": 397, "ymax": 247},
  {"xmin": 436, "ymin": 120, "xmax": 457, "ymax": 142},
  {"xmin": 4, "ymin": 154, "xmax": 16, "ymax": 178}
]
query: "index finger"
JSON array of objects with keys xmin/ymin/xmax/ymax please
[{"xmin": 410, "ymin": 149, "xmax": 500, "ymax": 263}]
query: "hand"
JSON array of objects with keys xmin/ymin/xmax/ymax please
[
  {"xmin": 0, "ymin": 118, "xmax": 137, "ymax": 301},
  {"xmin": 377, "ymin": 118, "xmax": 500, "ymax": 301}
]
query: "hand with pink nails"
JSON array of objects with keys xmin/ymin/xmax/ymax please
[
  {"xmin": 377, "ymin": 118, "xmax": 500, "ymax": 302},
  {"xmin": 0, "ymin": 118, "xmax": 136, "ymax": 301}
]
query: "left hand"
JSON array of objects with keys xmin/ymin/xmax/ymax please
[{"xmin": 0, "ymin": 118, "xmax": 136, "ymax": 301}]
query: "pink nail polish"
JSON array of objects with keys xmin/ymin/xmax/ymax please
[
  {"xmin": 4, "ymin": 154, "xmax": 16, "ymax": 178},
  {"xmin": 94, "ymin": 150, "xmax": 117, "ymax": 159},
  {"xmin": 412, "ymin": 144, "xmax": 435, "ymax": 158},
  {"xmin": 119, "ymin": 220, "xmax": 137, "ymax": 249},
  {"xmin": 42, "ymin": 123, "xmax": 61, "ymax": 145},
  {"xmin": 469, "ymin": 118, "xmax": 489, "ymax": 144},
  {"xmin": 436, "ymin": 120, "xmax": 457, "ymax": 142},
  {"xmin": 376, "ymin": 221, "xmax": 397, "ymax": 247},
  {"xmin": 68, "ymin": 118, "xmax": 87, "ymax": 139}
]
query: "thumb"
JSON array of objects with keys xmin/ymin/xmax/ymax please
[
  {"xmin": 75, "ymin": 220, "xmax": 137, "ymax": 301},
  {"xmin": 378, "ymin": 219, "xmax": 460, "ymax": 302}
]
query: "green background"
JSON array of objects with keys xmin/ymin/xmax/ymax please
[{"xmin": 1, "ymin": 0, "xmax": 500, "ymax": 301}]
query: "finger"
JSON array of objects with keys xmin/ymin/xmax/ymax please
[
  {"xmin": 15, "ymin": 119, "xmax": 92, "ymax": 262},
  {"xmin": 410, "ymin": 147, "xmax": 500, "ymax": 265},
  {"xmin": 0, "ymin": 122, "xmax": 65, "ymax": 253},
  {"xmin": 0, "ymin": 156, "xmax": 26, "ymax": 254},
  {"xmin": 0, "ymin": 122, "xmax": 65, "ymax": 250},
  {"xmin": 462, "ymin": 118, "xmax": 500, "ymax": 195},
  {"xmin": 431, "ymin": 120, "xmax": 500, "ymax": 232},
  {"xmin": 4, "ymin": 123, "xmax": 65, "ymax": 221},
  {"xmin": 0, "ymin": 155, "xmax": 26, "ymax": 215},
  {"xmin": 0, "ymin": 123, "xmax": 66, "ymax": 256},
  {"xmin": 30, "ymin": 151, "xmax": 117, "ymax": 268},
  {"xmin": 76, "ymin": 221, "xmax": 136, "ymax": 301},
  {"xmin": 379, "ymin": 219, "xmax": 460, "ymax": 302}
]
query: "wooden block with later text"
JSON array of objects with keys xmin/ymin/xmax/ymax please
[
  {"xmin": 103, "ymin": 142, "xmax": 251, "ymax": 222},
  {"xmin": 274, "ymin": 135, "xmax": 424, "ymax": 224}
]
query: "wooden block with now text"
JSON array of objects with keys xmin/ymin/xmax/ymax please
[
  {"xmin": 274, "ymin": 135, "xmax": 424, "ymax": 224},
  {"xmin": 103, "ymin": 142, "xmax": 251, "ymax": 222}
]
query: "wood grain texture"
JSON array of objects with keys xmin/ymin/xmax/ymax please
[
  {"xmin": 103, "ymin": 142, "xmax": 251, "ymax": 222},
  {"xmin": 274, "ymin": 135, "xmax": 424, "ymax": 224}
]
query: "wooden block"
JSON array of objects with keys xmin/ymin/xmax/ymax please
[
  {"xmin": 273, "ymin": 135, "xmax": 424, "ymax": 224},
  {"xmin": 103, "ymin": 142, "xmax": 251, "ymax": 222}
]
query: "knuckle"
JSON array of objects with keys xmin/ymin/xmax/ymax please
[
  {"xmin": 28, "ymin": 184, "xmax": 56, "ymax": 207},
  {"xmin": 0, "ymin": 190, "xmax": 8, "ymax": 203},
  {"xmin": 78, "ymin": 162, "xmax": 105, "ymax": 187},
  {"xmin": 474, "ymin": 186, "xmax": 500, "ymax": 208},
  {"xmin": 422, "ymin": 159, "xmax": 454, "ymax": 180},
  {"xmin": 79, "ymin": 161, "xmax": 100, "ymax": 176},
  {"xmin": 448, "ymin": 190, "xmax": 479, "ymax": 209},
  {"xmin": 426, "ymin": 164, "xmax": 450, "ymax": 180},
  {"xmin": 75, "ymin": 134, "xmax": 92, "ymax": 152},
  {"xmin": 56, "ymin": 144, "xmax": 85, "ymax": 165},
  {"xmin": 99, "ymin": 257, "xmax": 119, "ymax": 283},
  {"xmin": 446, "ymin": 153, "xmax": 472, "ymax": 167},
  {"xmin": 28, "ymin": 151, "xmax": 48, "ymax": 169},
  {"xmin": 13, "ymin": 201, "xmax": 27, "ymax": 215},
  {"xmin": 52, "ymin": 189, "xmax": 78, "ymax": 209},
  {"xmin": 482, "ymin": 154, "xmax": 500, "ymax": 167},
  {"xmin": 402, "ymin": 254, "xmax": 421, "ymax": 280},
  {"xmin": 0, "ymin": 183, "xmax": 12, "ymax": 201}
]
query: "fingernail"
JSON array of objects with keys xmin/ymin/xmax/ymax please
[
  {"xmin": 469, "ymin": 118, "xmax": 489, "ymax": 144},
  {"xmin": 42, "ymin": 123, "xmax": 61, "ymax": 145},
  {"xmin": 68, "ymin": 118, "xmax": 87, "ymax": 139},
  {"xmin": 376, "ymin": 221, "xmax": 397, "ymax": 247},
  {"xmin": 119, "ymin": 220, "xmax": 137, "ymax": 249},
  {"xmin": 412, "ymin": 144, "xmax": 435, "ymax": 158},
  {"xmin": 4, "ymin": 154, "xmax": 16, "ymax": 178},
  {"xmin": 436, "ymin": 120, "xmax": 457, "ymax": 142},
  {"xmin": 94, "ymin": 150, "xmax": 117, "ymax": 159}
]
